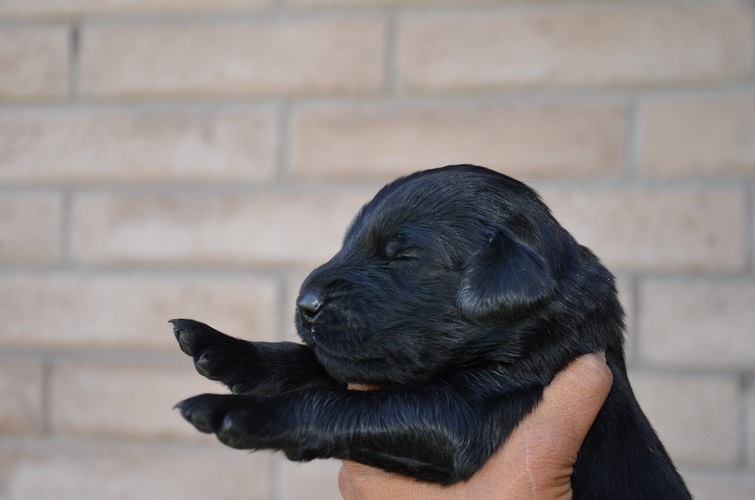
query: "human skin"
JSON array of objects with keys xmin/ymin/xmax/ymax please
[{"xmin": 338, "ymin": 353, "xmax": 613, "ymax": 500}]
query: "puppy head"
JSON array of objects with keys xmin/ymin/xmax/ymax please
[{"xmin": 295, "ymin": 165, "xmax": 571, "ymax": 386}]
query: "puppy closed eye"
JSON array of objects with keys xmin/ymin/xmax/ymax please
[{"xmin": 383, "ymin": 234, "xmax": 412, "ymax": 263}]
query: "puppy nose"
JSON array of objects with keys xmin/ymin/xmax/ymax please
[{"xmin": 297, "ymin": 293, "xmax": 323, "ymax": 323}]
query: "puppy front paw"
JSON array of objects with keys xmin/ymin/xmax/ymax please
[
  {"xmin": 175, "ymin": 394, "xmax": 270, "ymax": 450},
  {"xmin": 174, "ymin": 393, "xmax": 226, "ymax": 434},
  {"xmin": 170, "ymin": 319, "xmax": 250, "ymax": 382},
  {"xmin": 170, "ymin": 318, "xmax": 220, "ymax": 357}
]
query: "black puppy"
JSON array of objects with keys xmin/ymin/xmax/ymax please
[{"xmin": 173, "ymin": 165, "xmax": 690, "ymax": 498}]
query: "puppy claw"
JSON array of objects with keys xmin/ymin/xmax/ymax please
[
  {"xmin": 169, "ymin": 318, "xmax": 209, "ymax": 357},
  {"xmin": 175, "ymin": 396, "xmax": 222, "ymax": 434},
  {"xmin": 169, "ymin": 319, "xmax": 191, "ymax": 354},
  {"xmin": 169, "ymin": 318, "xmax": 197, "ymax": 335}
]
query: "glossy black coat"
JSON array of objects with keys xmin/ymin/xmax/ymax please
[{"xmin": 174, "ymin": 165, "xmax": 690, "ymax": 498}]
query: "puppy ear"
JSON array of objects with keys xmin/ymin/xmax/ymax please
[{"xmin": 457, "ymin": 229, "xmax": 556, "ymax": 321}]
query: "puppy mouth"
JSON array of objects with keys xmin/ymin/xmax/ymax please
[
  {"xmin": 313, "ymin": 341, "xmax": 352, "ymax": 360},
  {"xmin": 313, "ymin": 346, "xmax": 390, "ymax": 385},
  {"xmin": 313, "ymin": 341, "xmax": 379, "ymax": 364}
]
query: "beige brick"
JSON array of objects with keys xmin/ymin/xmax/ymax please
[
  {"xmin": 748, "ymin": 380, "xmax": 755, "ymax": 469},
  {"xmin": 80, "ymin": 18, "xmax": 384, "ymax": 98},
  {"xmin": 293, "ymin": 0, "xmax": 590, "ymax": 6},
  {"xmin": 52, "ymin": 362, "xmax": 225, "ymax": 441},
  {"xmin": 630, "ymin": 371, "xmax": 741, "ymax": 467},
  {"xmin": 0, "ymin": 194, "xmax": 61, "ymax": 265},
  {"xmin": 0, "ymin": 27, "xmax": 67, "ymax": 100},
  {"xmin": 540, "ymin": 187, "xmax": 746, "ymax": 272},
  {"xmin": 400, "ymin": 2, "xmax": 754, "ymax": 91},
  {"xmin": 280, "ymin": 459, "xmax": 342, "ymax": 500},
  {"xmin": 639, "ymin": 95, "xmax": 755, "ymax": 176},
  {"xmin": 683, "ymin": 471, "xmax": 755, "ymax": 500},
  {"xmin": 0, "ymin": 108, "xmax": 276, "ymax": 185},
  {"xmin": 70, "ymin": 189, "xmax": 370, "ymax": 267},
  {"xmin": 614, "ymin": 277, "xmax": 636, "ymax": 362},
  {"xmin": 291, "ymin": 102, "xmax": 624, "ymax": 180},
  {"xmin": 639, "ymin": 279, "xmax": 755, "ymax": 370},
  {"xmin": 0, "ymin": 0, "xmax": 270, "ymax": 18},
  {"xmin": 0, "ymin": 362, "xmax": 44, "ymax": 435},
  {"xmin": 285, "ymin": 272, "xmax": 311, "ymax": 339},
  {"xmin": 0, "ymin": 273, "xmax": 278, "ymax": 350},
  {"xmin": 0, "ymin": 443, "xmax": 273, "ymax": 500}
]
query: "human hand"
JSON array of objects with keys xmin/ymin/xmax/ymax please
[{"xmin": 338, "ymin": 352, "xmax": 613, "ymax": 500}]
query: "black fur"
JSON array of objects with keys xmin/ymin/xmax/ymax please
[{"xmin": 174, "ymin": 165, "xmax": 690, "ymax": 498}]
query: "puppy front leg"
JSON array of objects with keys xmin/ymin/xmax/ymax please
[
  {"xmin": 176, "ymin": 384, "xmax": 544, "ymax": 484},
  {"xmin": 171, "ymin": 319, "xmax": 339, "ymax": 395}
]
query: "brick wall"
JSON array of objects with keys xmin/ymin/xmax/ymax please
[{"xmin": 0, "ymin": 0, "xmax": 753, "ymax": 498}]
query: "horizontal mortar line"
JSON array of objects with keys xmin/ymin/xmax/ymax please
[
  {"xmin": 0, "ymin": 266, "xmax": 749, "ymax": 282},
  {"xmin": 0, "ymin": 265, "xmax": 314, "ymax": 278},
  {"xmin": 0, "ymin": 342, "xmax": 301, "ymax": 363},
  {"xmin": 632, "ymin": 270, "xmax": 755, "ymax": 283},
  {"xmin": 378, "ymin": 84, "xmax": 755, "ymax": 106},
  {"xmin": 0, "ymin": 434, "xmax": 231, "ymax": 452},
  {"xmin": 2, "ymin": 82, "xmax": 755, "ymax": 111},
  {"xmin": 0, "ymin": 0, "xmax": 741, "ymax": 27},
  {"xmin": 677, "ymin": 465, "xmax": 755, "ymax": 476},
  {"xmin": 532, "ymin": 176, "xmax": 754, "ymax": 191},
  {"xmin": 0, "ymin": 7, "xmax": 398, "ymax": 27},
  {"xmin": 0, "ymin": 349, "xmax": 188, "ymax": 364},
  {"xmin": 0, "ymin": 2, "xmax": 583, "ymax": 29},
  {"xmin": 0, "ymin": 175, "xmax": 753, "ymax": 196},
  {"xmin": 392, "ymin": 0, "xmax": 755, "ymax": 17},
  {"xmin": 0, "ymin": 99, "xmax": 284, "ymax": 111},
  {"xmin": 628, "ymin": 363, "xmax": 755, "ymax": 379},
  {"xmin": 1, "ymin": 176, "xmax": 754, "ymax": 193},
  {"xmin": 0, "ymin": 180, "xmax": 386, "ymax": 195}
]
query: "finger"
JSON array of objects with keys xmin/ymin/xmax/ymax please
[{"xmin": 530, "ymin": 352, "xmax": 613, "ymax": 456}]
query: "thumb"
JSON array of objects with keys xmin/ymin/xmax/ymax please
[{"xmin": 499, "ymin": 352, "xmax": 613, "ymax": 499}]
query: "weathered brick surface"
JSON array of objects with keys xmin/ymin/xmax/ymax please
[
  {"xmin": 292, "ymin": 0, "xmax": 501, "ymax": 6},
  {"xmin": 51, "ymin": 362, "xmax": 224, "ymax": 441},
  {"xmin": 80, "ymin": 18, "xmax": 385, "ymax": 98},
  {"xmin": 70, "ymin": 189, "xmax": 370, "ymax": 267},
  {"xmin": 639, "ymin": 279, "xmax": 755, "ymax": 369},
  {"xmin": 748, "ymin": 380, "xmax": 755, "ymax": 469},
  {"xmin": 0, "ymin": 108, "xmax": 276, "ymax": 185},
  {"xmin": 614, "ymin": 277, "xmax": 636, "ymax": 361},
  {"xmin": 630, "ymin": 371, "xmax": 741, "ymax": 467},
  {"xmin": 280, "ymin": 459, "xmax": 342, "ymax": 500},
  {"xmin": 291, "ymin": 102, "xmax": 625, "ymax": 180},
  {"xmin": 640, "ymin": 95, "xmax": 755, "ymax": 176},
  {"xmin": 0, "ymin": 273, "xmax": 278, "ymax": 349},
  {"xmin": 0, "ymin": 0, "xmax": 753, "ymax": 497},
  {"xmin": 0, "ymin": 194, "xmax": 61, "ymax": 265},
  {"xmin": 400, "ymin": 2, "xmax": 754, "ymax": 91},
  {"xmin": 0, "ymin": 362, "xmax": 45, "ymax": 435},
  {"xmin": 540, "ymin": 187, "xmax": 746, "ymax": 272},
  {"xmin": 0, "ymin": 0, "xmax": 270, "ymax": 18},
  {"xmin": 0, "ymin": 27, "xmax": 68, "ymax": 100},
  {"xmin": 0, "ymin": 443, "xmax": 273, "ymax": 500},
  {"xmin": 682, "ymin": 471, "xmax": 755, "ymax": 500}
]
